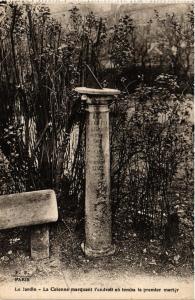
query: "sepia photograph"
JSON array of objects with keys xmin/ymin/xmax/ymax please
[{"xmin": 0, "ymin": 0, "xmax": 194, "ymax": 299}]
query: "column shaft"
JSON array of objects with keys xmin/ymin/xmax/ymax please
[{"xmin": 84, "ymin": 104, "xmax": 113, "ymax": 256}]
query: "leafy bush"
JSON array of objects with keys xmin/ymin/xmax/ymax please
[{"xmin": 111, "ymin": 74, "xmax": 193, "ymax": 241}]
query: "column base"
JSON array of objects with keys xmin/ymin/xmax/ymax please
[{"xmin": 81, "ymin": 242, "xmax": 115, "ymax": 257}]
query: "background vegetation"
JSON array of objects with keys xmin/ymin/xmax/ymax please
[{"xmin": 0, "ymin": 3, "xmax": 193, "ymax": 271}]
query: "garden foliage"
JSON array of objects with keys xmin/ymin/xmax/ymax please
[{"xmin": 0, "ymin": 3, "xmax": 193, "ymax": 243}]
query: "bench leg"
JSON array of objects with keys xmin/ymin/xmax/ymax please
[{"xmin": 30, "ymin": 224, "xmax": 49, "ymax": 260}]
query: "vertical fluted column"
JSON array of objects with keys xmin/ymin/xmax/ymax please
[{"xmin": 75, "ymin": 88, "xmax": 120, "ymax": 257}]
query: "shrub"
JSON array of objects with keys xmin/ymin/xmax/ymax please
[{"xmin": 111, "ymin": 74, "xmax": 193, "ymax": 240}]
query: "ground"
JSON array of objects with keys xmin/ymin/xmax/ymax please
[
  {"xmin": 0, "ymin": 216, "xmax": 193, "ymax": 284},
  {"xmin": 0, "ymin": 172, "xmax": 193, "ymax": 297}
]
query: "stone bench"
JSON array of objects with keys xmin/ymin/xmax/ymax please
[{"xmin": 0, "ymin": 189, "xmax": 58, "ymax": 260}]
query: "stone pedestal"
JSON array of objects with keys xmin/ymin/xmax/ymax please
[
  {"xmin": 31, "ymin": 224, "xmax": 49, "ymax": 260},
  {"xmin": 75, "ymin": 87, "xmax": 120, "ymax": 257}
]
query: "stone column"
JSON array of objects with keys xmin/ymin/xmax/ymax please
[{"xmin": 75, "ymin": 87, "xmax": 120, "ymax": 257}]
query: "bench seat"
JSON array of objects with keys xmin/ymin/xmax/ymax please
[{"xmin": 0, "ymin": 189, "xmax": 58, "ymax": 260}]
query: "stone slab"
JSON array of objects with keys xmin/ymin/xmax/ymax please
[
  {"xmin": 0, "ymin": 190, "xmax": 58, "ymax": 230},
  {"xmin": 75, "ymin": 87, "xmax": 120, "ymax": 96}
]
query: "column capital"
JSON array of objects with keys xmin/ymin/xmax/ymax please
[{"xmin": 75, "ymin": 87, "xmax": 120, "ymax": 107}]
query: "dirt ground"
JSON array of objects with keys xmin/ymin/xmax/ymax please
[{"xmin": 0, "ymin": 217, "xmax": 193, "ymax": 282}]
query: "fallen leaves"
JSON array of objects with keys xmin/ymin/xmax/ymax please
[
  {"xmin": 1, "ymin": 256, "xmax": 9, "ymax": 262},
  {"xmin": 173, "ymin": 254, "xmax": 180, "ymax": 264}
]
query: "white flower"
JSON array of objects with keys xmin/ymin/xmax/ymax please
[
  {"xmin": 171, "ymin": 46, "xmax": 177, "ymax": 56},
  {"xmin": 180, "ymin": 41, "xmax": 186, "ymax": 49}
]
